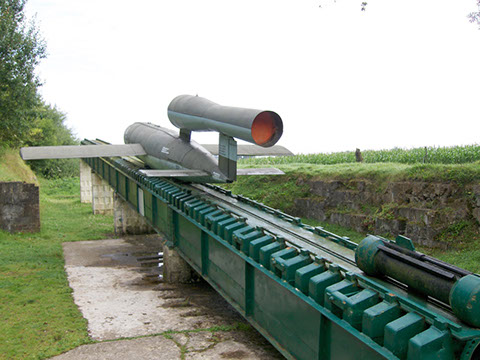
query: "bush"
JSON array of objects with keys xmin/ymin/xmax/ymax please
[{"xmin": 24, "ymin": 102, "xmax": 79, "ymax": 178}]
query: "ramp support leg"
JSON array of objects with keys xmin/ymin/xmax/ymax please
[
  {"xmin": 92, "ymin": 172, "xmax": 114, "ymax": 215},
  {"xmin": 113, "ymin": 192, "xmax": 154, "ymax": 235},
  {"xmin": 80, "ymin": 160, "xmax": 92, "ymax": 203},
  {"xmin": 163, "ymin": 246, "xmax": 195, "ymax": 283}
]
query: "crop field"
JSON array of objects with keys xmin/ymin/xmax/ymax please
[{"xmin": 240, "ymin": 144, "xmax": 480, "ymax": 166}]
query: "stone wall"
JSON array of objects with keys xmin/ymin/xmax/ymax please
[
  {"xmin": 294, "ymin": 179, "xmax": 480, "ymax": 247},
  {"xmin": 0, "ymin": 182, "xmax": 40, "ymax": 233}
]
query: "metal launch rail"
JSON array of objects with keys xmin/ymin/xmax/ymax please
[{"xmin": 82, "ymin": 141, "xmax": 480, "ymax": 360}]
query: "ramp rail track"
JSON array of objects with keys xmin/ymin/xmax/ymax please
[{"xmin": 82, "ymin": 140, "xmax": 480, "ymax": 360}]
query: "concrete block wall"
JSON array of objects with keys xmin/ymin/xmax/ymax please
[
  {"xmin": 0, "ymin": 182, "xmax": 40, "ymax": 233},
  {"xmin": 92, "ymin": 172, "xmax": 114, "ymax": 215},
  {"xmin": 80, "ymin": 160, "xmax": 92, "ymax": 203}
]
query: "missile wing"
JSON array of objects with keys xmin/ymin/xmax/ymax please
[
  {"xmin": 201, "ymin": 144, "xmax": 294, "ymax": 157},
  {"xmin": 20, "ymin": 144, "xmax": 147, "ymax": 160}
]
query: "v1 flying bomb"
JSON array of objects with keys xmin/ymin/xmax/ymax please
[{"xmin": 20, "ymin": 95, "xmax": 286, "ymax": 183}]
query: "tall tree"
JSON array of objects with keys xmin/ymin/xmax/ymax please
[
  {"xmin": 25, "ymin": 101, "xmax": 79, "ymax": 178},
  {"xmin": 0, "ymin": 0, "xmax": 46, "ymax": 146}
]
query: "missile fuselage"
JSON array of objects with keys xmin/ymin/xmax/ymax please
[
  {"xmin": 124, "ymin": 122, "xmax": 228, "ymax": 183},
  {"xmin": 124, "ymin": 95, "xmax": 284, "ymax": 183}
]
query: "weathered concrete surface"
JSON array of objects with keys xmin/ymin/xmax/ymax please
[
  {"xmin": 91, "ymin": 172, "xmax": 114, "ymax": 215},
  {"xmin": 79, "ymin": 160, "xmax": 92, "ymax": 204},
  {"xmin": 113, "ymin": 192, "xmax": 154, "ymax": 235},
  {"xmin": 51, "ymin": 336, "xmax": 180, "ymax": 360},
  {"xmin": 54, "ymin": 235, "xmax": 282, "ymax": 359},
  {"xmin": 163, "ymin": 245, "xmax": 197, "ymax": 284},
  {"xmin": 0, "ymin": 181, "xmax": 40, "ymax": 233},
  {"xmin": 52, "ymin": 330, "xmax": 280, "ymax": 360}
]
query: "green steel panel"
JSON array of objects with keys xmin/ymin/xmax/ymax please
[
  {"xmin": 144, "ymin": 191, "xmax": 153, "ymax": 222},
  {"xmin": 127, "ymin": 179, "xmax": 137, "ymax": 206},
  {"xmin": 101, "ymin": 161, "xmax": 106, "ymax": 179},
  {"xmin": 201, "ymin": 231, "xmax": 209, "ymax": 275},
  {"xmin": 177, "ymin": 236, "xmax": 202, "ymax": 269},
  {"xmin": 154, "ymin": 199, "xmax": 168, "ymax": 232},
  {"xmin": 118, "ymin": 173, "xmax": 127, "ymax": 198},
  {"xmin": 327, "ymin": 320, "xmax": 390, "ymax": 360},
  {"xmin": 253, "ymin": 268, "xmax": 320, "ymax": 360},
  {"xmin": 177, "ymin": 215, "xmax": 202, "ymax": 267},
  {"xmin": 207, "ymin": 238, "xmax": 246, "ymax": 308},
  {"xmin": 109, "ymin": 166, "xmax": 116, "ymax": 187}
]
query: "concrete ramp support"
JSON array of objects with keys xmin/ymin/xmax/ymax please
[
  {"xmin": 113, "ymin": 192, "xmax": 154, "ymax": 235},
  {"xmin": 163, "ymin": 246, "xmax": 195, "ymax": 283},
  {"xmin": 80, "ymin": 160, "xmax": 92, "ymax": 203},
  {"xmin": 92, "ymin": 172, "xmax": 114, "ymax": 215}
]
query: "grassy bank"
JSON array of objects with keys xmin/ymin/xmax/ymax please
[
  {"xmin": 0, "ymin": 177, "xmax": 113, "ymax": 359},
  {"xmin": 239, "ymin": 161, "xmax": 480, "ymax": 185},
  {"xmin": 228, "ymin": 164, "xmax": 480, "ymax": 273},
  {"xmin": 0, "ymin": 147, "xmax": 38, "ymax": 184},
  {"xmin": 232, "ymin": 162, "xmax": 480, "ymax": 214}
]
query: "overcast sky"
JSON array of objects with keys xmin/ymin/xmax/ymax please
[{"xmin": 26, "ymin": 0, "xmax": 480, "ymax": 154}]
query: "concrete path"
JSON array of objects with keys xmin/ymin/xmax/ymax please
[{"xmin": 51, "ymin": 236, "xmax": 283, "ymax": 359}]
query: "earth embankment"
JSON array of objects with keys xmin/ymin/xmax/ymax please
[{"xmin": 229, "ymin": 162, "xmax": 480, "ymax": 248}]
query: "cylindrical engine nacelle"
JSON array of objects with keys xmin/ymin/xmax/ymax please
[
  {"xmin": 167, "ymin": 95, "xmax": 283, "ymax": 147},
  {"xmin": 356, "ymin": 235, "xmax": 480, "ymax": 328}
]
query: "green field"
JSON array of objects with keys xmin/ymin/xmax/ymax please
[{"xmin": 241, "ymin": 144, "xmax": 480, "ymax": 166}]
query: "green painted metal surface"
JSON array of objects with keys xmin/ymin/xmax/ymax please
[
  {"xmin": 356, "ymin": 235, "xmax": 480, "ymax": 328},
  {"xmin": 82, "ymin": 148, "xmax": 480, "ymax": 360}
]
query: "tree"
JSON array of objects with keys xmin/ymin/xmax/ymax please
[
  {"xmin": 468, "ymin": 0, "xmax": 480, "ymax": 29},
  {"xmin": 26, "ymin": 101, "xmax": 77, "ymax": 147},
  {"xmin": 25, "ymin": 101, "xmax": 80, "ymax": 178},
  {"xmin": 0, "ymin": 0, "xmax": 46, "ymax": 146}
]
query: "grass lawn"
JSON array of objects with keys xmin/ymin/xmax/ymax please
[{"xmin": 0, "ymin": 177, "xmax": 113, "ymax": 359}]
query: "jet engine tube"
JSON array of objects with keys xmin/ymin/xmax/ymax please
[
  {"xmin": 167, "ymin": 95, "xmax": 283, "ymax": 147},
  {"xmin": 356, "ymin": 235, "xmax": 480, "ymax": 328}
]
